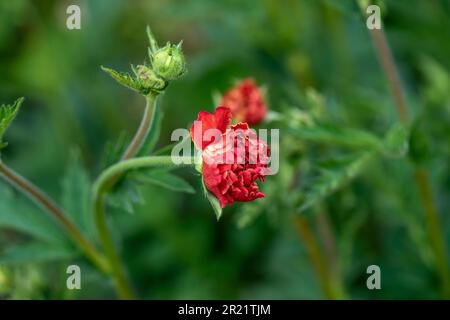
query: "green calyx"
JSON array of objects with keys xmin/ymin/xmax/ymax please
[
  {"xmin": 101, "ymin": 65, "xmax": 167, "ymax": 96},
  {"xmin": 102, "ymin": 26, "xmax": 186, "ymax": 97},
  {"xmin": 0, "ymin": 97, "xmax": 24, "ymax": 151},
  {"xmin": 150, "ymin": 42, "xmax": 186, "ymax": 80},
  {"xmin": 133, "ymin": 64, "xmax": 167, "ymax": 94},
  {"xmin": 147, "ymin": 26, "xmax": 187, "ymax": 81}
]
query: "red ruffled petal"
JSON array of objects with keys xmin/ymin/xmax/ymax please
[
  {"xmin": 202, "ymin": 122, "xmax": 270, "ymax": 208},
  {"xmin": 190, "ymin": 106, "xmax": 232, "ymax": 150},
  {"xmin": 220, "ymin": 78, "xmax": 267, "ymax": 125}
]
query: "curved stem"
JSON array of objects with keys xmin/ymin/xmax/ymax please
[
  {"xmin": 93, "ymin": 193, "xmax": 134, "ymax": 299},
  {"xmin": 0, "ymin": 162, "xmax": 109, "ymax": 274},
  {"xmin": 92, "ymin": 156, "xmax": 195, "ymax": 299},
  {"xmin": 94, "ymin": 92, "xmax": 171, "ymax": 299},
  {"xmin": 106, "ymin": 94, "xmax": 159, "ymax": 192},
  {"xmin": 121, "ymin": 95, "xmax": 157, "ymax": 160}
]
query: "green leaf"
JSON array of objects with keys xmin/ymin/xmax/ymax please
[
  {"xmin": 101, "ymin": 66, "xmax": 141, "ymax": 93},
  {"xmin": 382, "ymin": 123, "xmax": 410, "ymax": 158},
  {"xmin": 100, "ymin": 131, "xmax": 129, "ymax": 170},
  {"xmin": 146, "ymin": 25, "xmax": 159, "ymax": 54},
  {"xmin": 0, "ymin": 182, "xmax": 68, "ymax": 244},
  {"xmin": 107, "ymin": 179, "xmax": 144, "ymax": 214},
  {"xmin": 0, "ymin": 242, "xmax": 76, "ymax": 265},
  {"xmin": 61, "ymin": 151, "xmax": 95, "ymax": 239},
  {"xmin": 201, "ymin": 178, "xmax": 222, "ymax": 220},
  {"xmin": 408, "ymin": 120, "xmax": 431, "ymax": 165},
  {"xmin": 134, "ymin": 169, "xmax": 195, "ymax": 194},
  {"xmin": 0, "ymin": 97, "xmax": 24, "ymax": 149},
  {"xmin": 206, "ymin": 191, "xmax": 222, "ymax": 221},
  {"xmin": 298, "ymin": 152, "xmax": 373, "ymax": 212},
  {"xmin": 420, "ymin": 57, "xmax": 450, "ymax": 104},
  {"xmin": 236, "ymin": 201, "xmax": 263, "ymax": 228},
  {"xmin": 287, "ymin": 125, "xmax": 381, "ymax": 149}
]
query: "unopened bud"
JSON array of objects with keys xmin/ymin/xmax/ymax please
[
  {"xmin": 134, "ymin": 65, "xmax": 167, "ymax": 94},
  {"xmin": 151, "ymin": 43, "xmax": 186, "ymax": 80}
]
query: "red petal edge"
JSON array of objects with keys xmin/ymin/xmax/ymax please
[{"xmin": 190, "ymin": 106, "xmax": 232, "ymax": 150}]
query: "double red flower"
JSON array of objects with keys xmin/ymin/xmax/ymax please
[
  {"xmin": 220, "ymin": 78, "xmax": 267, "ymax": 125},
  {"xmin": 190, "ymin": 107, "xmax": 270, "ymax": 208}
]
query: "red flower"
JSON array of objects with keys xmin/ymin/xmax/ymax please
[
  {"xmin": 190, "ymin": 106, "xmax": 231, "ymax": 150},
  {"xmin": 190, "ymin": 107, "xmax": 270, "ymax": 208},
  {"xmin": 220, "ymin": 78, "xmax": 267, "ymax": 125}
]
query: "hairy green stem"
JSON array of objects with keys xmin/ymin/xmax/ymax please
[
  {"xmin": 92, "ymin": 93, "xmax": 161, "ymax": 299},
  {"xmin": 357, "ymin": 1, "xmax": 409, "ymax": 123},
  {"xmin": 314, "ymin": 207, "xmax": 347, "ymax": 299},
  {"xmin": 294, "ymin": 216, "xmax": 344, "ymax": 299},
  {"xmin": 415, "ymin": 168, "xmax": 450, "ymax": 298},
  {"xmin": 106, "ymin": 94, "xmax": 159, "ymax": 192},
  {"xmin": 121, "ymin": 95, "xmax": 157, "ymax": 161},
  {"xmin": 290, "ymin": 154, "xmax": 348, "ymax": 299},
  {"xmin": 0, "ymin": 162, "xmax": 109, "ymax": 274},
  {"xmin": 359, "ymin": 1, "xmax": 450, "ymax": 298},
  {"xmin": 92, "ymin": 156, "xmax": 194, "ymax": 299},
  {"xmin": 368, "ymin": 25, "xmax": 409, "ymax": 123}
]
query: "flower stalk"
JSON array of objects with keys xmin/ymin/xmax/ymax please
[
  {"xmin": 0, "ymin": 161, "xmax": 109, "ymax": 274},
  {"xmin": 121, "ymin": 94, "xmax": 158, "ymax": 161},
  {"xmin": 294, "ymin": 216, "xmax": 345, "ymax": 299},
  {"xmin": 94, "ymin": 27, "xmax": 189, "ymax": 298},
  {"xmin": 92, "ymin": 156, "xmax": 195, "ymax": 299},
  {"xmin": 358, "ymin": 0, "xmax": 450, "ymax": 298},
  {"xmin": 91, "ymin": 95, "xmax": 159, "ymax": 299}
]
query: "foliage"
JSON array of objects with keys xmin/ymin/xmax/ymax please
[
  {"xmin": 0, "ymin": 98, "xmax": 23, "ymax": 149},
  {"xmin": 1, "ymin": 0, "xmax": 450, "ymax": 300}
]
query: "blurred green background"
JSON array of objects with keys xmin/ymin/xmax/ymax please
[{"xmin": 1, "ymin": 0, "xmax": 450, "ymax": 299}]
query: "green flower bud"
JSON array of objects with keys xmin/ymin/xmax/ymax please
[
  {"xmin": 135, "ymin": 65, "xmax": 167, "ymax": 94},
  {"xmin": 102, "ymin": 27, "xmax": 187, "ymax": 96},
  {"xmin": 151, "ymin": 42, "xmax": 186, "ymax": 80},
  {"xmin": 0, "ymin": 97, "xmax": 23, "ymax": 151}
]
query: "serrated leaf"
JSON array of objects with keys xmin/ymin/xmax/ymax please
[
  {"xmin": 108, "ymin": 194, "xmax": 134, "ymax": 214},
  {"xmin": 100, "ymin": 131, "xmax": 129, "ymax": 170},
  {"xmin": 0, "ymin": 182, "xmax": 68, "ymax": 244},
  {"xmin": 107, "ymin": 179, "xmax": 144, "ymax": 214},
  {"xmin": 134, "ymin": 169, "xmax": 195, "ymax": 194},
  {"xmin": 298, "ymin": 152, "xmax": 373, "ymax": 212},
  {"xmin": 287, "ymin": 125, "xmax": 381, "ymax": 149},
  {"xmin": 0, "ymin": 97, "xmax": 24, "ymax": 149},
  {"xmin": 101, "ymin": 66, "xmax": 141, "ymax": 93},
  {"xmin": 0, "ymin": 242, "xmax": 76, "ymax": 265},
  {"xmin": 201, "ymin": 178, "xmax": 222, "ymax": 220},
  {"xmin": 146, "ymin": 25, "xmax": 159, "ymax": 54},
  {"xmin": 236, "ymin": 201, "xmax": 263, "ymax": 228},
  {"xmin": 421, "ymin": 57, "xmax": 450, "ymax": 104},
  {"xmin": 382, "ymin": 123, "xmax": 409, "ymax": 158},
  {"xmin": 61, "ymin": 151, "xmax": 95, "ymax": 239}
]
